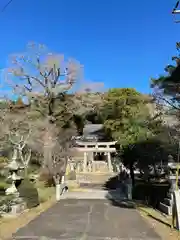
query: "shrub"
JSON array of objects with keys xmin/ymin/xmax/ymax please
[{"xmin": 17, "ymin": 178, "xmax": 39, "ymax": 209}]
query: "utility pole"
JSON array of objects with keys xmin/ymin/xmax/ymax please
[
  {"xmin": 172, "ymin": 2, "xmax": 180, "ymax": 187},
  {"xmin": 172, "ymin": 1, "xmax": 180, "ymax": 23}
]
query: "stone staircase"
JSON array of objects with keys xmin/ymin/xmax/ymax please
[
  {"xmin": 91, "ymin": 161, "xmax": 110, "ymax": 173},
  {"xmin": 76, "ymin": 172, "xmax": 115, "ymax": 185},
  {"xmin": 60, "ymin": 188, "xmax": 127, "ymax": 201},
  {"xmin": 159, "ymin": 192, "xmax": 173, "ymax": 215}
]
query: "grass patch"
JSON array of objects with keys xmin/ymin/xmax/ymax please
[
  {"xmin": 137, "ymin": 203, "xmax": 171, "ymax": 226},
  {"xmin": 0, "ymin": 181, "xmax": 9, "ymax": 196},
  {"xmin": 0, "ymin": 181, "xmax": 9, "ymax": 189},
  {"xmin": 136, "ymin": 203, "xmax": 180, "ymax": 240},
  {"xmin": 38, "ymin": 186, "xmax": 55, "ymax": 203}
]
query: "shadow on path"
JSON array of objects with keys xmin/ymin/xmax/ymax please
[{"xmin": 104, "ymin": 173, "xmax": 169, "ymax": 209}]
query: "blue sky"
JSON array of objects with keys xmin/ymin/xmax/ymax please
[{"xmin": 0, "ymin": 0, "xmax": 180, "ymax": 94}]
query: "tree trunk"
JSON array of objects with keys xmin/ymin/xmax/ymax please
[
  {"xmin": 41, "ymin": 97, "xmax": 56, "ymax": 172},
  {"xmin": 129, "ymin": 163, "xmax": 135, "ymax": 186},
  {"xmin": 42, "ymin": 125, "xmax": 54, "ymax": 174}
]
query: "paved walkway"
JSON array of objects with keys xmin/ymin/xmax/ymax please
[{"xmin": 12, "ymin": 191, "xmax": 161, "ymax": 240}]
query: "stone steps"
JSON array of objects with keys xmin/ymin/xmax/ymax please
[
  {"xmin": 159, "ymin": 202, "xmax": 172, "ymax": 215},
  {"xmin": 60, "ymin": 189, "xmax": 126, "ymax": 200},
  {"xmin": 167, "ymin": 192, "xmax": 173, "ymax": 199},
  {"xmin": 76, "ymin": 173, "xmax": 115, "ymax": 184},
  {"xmin": 164, "ymin": 198, "xmax": 173, "ymax": 206},
  {"xmin": 159, "ymin": 193, "xmax": 173, "ymax": 215},
  {"xmin": 79, "ymin": 183, "xmax": 104, "ymax": 189}
]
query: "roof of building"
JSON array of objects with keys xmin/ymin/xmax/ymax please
[
  {"xmin": 83, "ymin": 124, "xmax": 104, "ymax": 136},
  {"xmin": 72, "ymin": 124, "xmax": 106, "ymax": 143}
]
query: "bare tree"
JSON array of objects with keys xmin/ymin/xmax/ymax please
[
  {"xmin": 3, "ymin": 42, "xmax": 104, "ymax": 195},
  {"xmin": 4, "ymin": 42, "xmax": 80, "ymax": 172}
]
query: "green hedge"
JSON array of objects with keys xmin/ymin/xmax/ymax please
[{"xmin": 17, "ymin": 178, "xmax": 39, "ymax": 209}]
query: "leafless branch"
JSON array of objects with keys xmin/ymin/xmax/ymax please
[
  {"xmin": 19, "ymin": 148, "xmax": 31, "ymax": 167},
  {"xmin": 2, "ymin": 42, "xmax": 104, "ymax": 179}
]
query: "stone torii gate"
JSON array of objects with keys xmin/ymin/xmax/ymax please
[{"xmin": 74, "ymin": 141, "xmax": 117, "ymax": 173}]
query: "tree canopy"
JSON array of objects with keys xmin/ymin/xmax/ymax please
[
  {"xmin": 1, "ymin": 42, "xmax": 104, "ymax": 181},
  {"xmin": 1, "ymin": 41, "xmax": 179, "ymax": 185},
  {"xmin": 151, "ymin": 42, "xmax": 180, "ymax": 112},
  {"xmin": 99, "ymin": 88, "xmax": 156, "ymax": 146}
]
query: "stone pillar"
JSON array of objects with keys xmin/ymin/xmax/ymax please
[
  {"xmin": 89, "ymin": 152, "xmax": 95, "ymax": 172},
  {"xmin": 83, "ymin": 152, "xmax": 88, "ymax": 172},
  {"xmin": 107, "ymin": 152, "xmax": 113, "ymax": 172},
  {"xmin": 169, "ymin": 175, "xmax": 177, "ymax": 199},
  {"xmin": 126, "ymin": 176, "xmax": 132, "ymax": 200}
]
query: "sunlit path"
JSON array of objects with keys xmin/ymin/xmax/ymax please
[{"xmin": 12, "ymin": 198, "xmax": 160, "ymax": 240}]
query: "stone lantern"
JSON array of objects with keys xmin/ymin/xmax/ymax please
[
  {"xmin": 4, "ymin": 149, "xmax": 25, "ymax": 215},
  {"xmin": 6, "ymin": 149, "xmax": 19, "ymax": 195}
]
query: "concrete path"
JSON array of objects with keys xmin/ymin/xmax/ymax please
[
  {"xmin": 12, "ymin": 191, "xmax": 161, "ymax": 240},
  {"xmin": 60, "ymin": 189, "xmax": 124, "ymax": 200}
]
